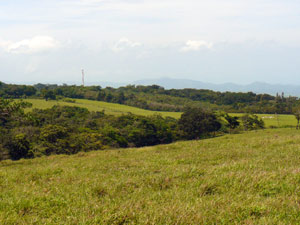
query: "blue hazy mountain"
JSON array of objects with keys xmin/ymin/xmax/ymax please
[{"xmin": 133, "ymin": 78, "xmax": 300, "ymax": 96}]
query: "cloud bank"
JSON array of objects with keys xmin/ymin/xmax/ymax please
[
  {"xmin": 112, "ymin": 38, "xmax": 142, "ymax": 52},
  {"xmin": 0, "ymin": 36, "xmax": 60, "ymax": 54}
]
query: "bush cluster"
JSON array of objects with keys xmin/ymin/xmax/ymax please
[{"xmin": 0, "ymin": 98, "xmax": 264, "ymax": 161}]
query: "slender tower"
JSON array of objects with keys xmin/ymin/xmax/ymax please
[{"xmin": 81, "ymin": 69, "xmax": 85, "ymax": 87}]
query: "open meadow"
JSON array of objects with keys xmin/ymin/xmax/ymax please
[
  {"xmin": 23, "ymin": 98, "xmax": 181, "ymax": 119},
  {"xmin": 24, "ymin": 98, "xmax": 298, "ymax": 128},
  {"xmin": 231, "ymin": 113, "xmax": 297, "ymax": 128},
  {"xmin": 2, "ymin": 128, "xmax": 300, "ymax": 224}
]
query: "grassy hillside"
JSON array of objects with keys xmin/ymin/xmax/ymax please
[
  {"xmin": 23, "ymin": 98, "xmax": 297, "ymax": 128},
  {"xmin": 24, "ymin": 98, "xmax": 181, "ymax": 118},
  {"xmin": 2, "ymin": 128, "xmax": 300, "ymax": 224}
]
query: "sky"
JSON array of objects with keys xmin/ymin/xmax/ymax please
[{"xmin": 1, "ymin": 0, "xmax": 300, "ymax": 85}]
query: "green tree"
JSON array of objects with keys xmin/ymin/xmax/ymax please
[
  {"xmin": 293, "ymin": 108, "xmax": 300, "ymax": 129},
  {"xmin": 0, "ymin": 98, "xmax": 31, "ymax": 127},
  {"xmin": 117, "ymin": 92, "xmax": 126, "ymax": 104},
  {"xmin": 96, "ymin": 91, "xmax": 106, "ymax": 101},
  {"xmin": 105, "ymin": 93, "xmax": 113, "ymax": 102},
  {"xmin": 42, "ymin": 89, "xmax": 56, "ymax": 101},
  {"xmin": 40, "ymin": 125, "xmax": 68, "ymax": 143},
  {"xmin": 178, "ymin": 107, "xmax": 221, "ymax": 140},
  {"xmin": 7, "ymin": 133, "xmax": 31, "ymax": 160}
]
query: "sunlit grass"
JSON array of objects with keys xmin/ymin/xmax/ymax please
[
  {"xmin": 2, "ymin": 128, "xmax": 300, "ymax": 224},
  {"xmin": 23, "ymin": 98, "xmax": 181, "ymax": 119}
]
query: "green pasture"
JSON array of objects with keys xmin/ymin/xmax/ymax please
[
  {"xmin": 231, "ymin": 113, "xmax": 297, "ymax": 128},
  {"xmin": 2, "ymin": 128, "xmax": 300, "ymax": 224},
  {"xmin": 23, "ymin": 99, "xmax": 298, "ymax": 128},
  {"xmin": 23, "ymin": 98, "xmax": 181, "ymax": 119}
]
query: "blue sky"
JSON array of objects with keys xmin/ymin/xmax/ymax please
[{"xmin": 1, "ymin": 0, "xmax": 300, "ymax": 85}]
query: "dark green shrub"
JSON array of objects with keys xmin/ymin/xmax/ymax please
[
  {"xmin": 241, "ymin": 114, "xmax": 264, "ymax": 130},
  {"xmin": 178, "ymin": 107, "xmax": 222, "ymax": 140},
  {"xmin": 224, "ymin": 113, "xmax": 240, "ymax": 129},
  {"xmin": 40, "ymin": 125, "xmax": 68, "ymax": 143},
  {"xmin": 8, "ymin": 134, "xmax": 31, "ymax": 160}
]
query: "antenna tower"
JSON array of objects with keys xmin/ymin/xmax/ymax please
[{"xmin": 81, "ymin": 69, "xmax": 85, "ymax": 86}]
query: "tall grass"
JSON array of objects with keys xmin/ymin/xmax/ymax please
[{"xmin": 1, "ymin": 128, "xmax": 300, "ymax": 224}]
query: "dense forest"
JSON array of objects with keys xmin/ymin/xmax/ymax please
[
  {"xmin": 0, "ymin": 81, "xmax": 299, "ymax": 114},
  {"xmin": 0, "ymin": 98, "xmax": 264, "ymax": 161}
]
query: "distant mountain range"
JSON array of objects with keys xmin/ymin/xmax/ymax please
[
  {"xmin": 8, "ymin": 78, "xmax": 300, "ymax": 96},
  {"xmin": 64, "ymin": 78, "xmax": 300, "ymax": 96},
  {"xmin": 133, "ymin": 78, "xmax": 300, "ymax": 96}
]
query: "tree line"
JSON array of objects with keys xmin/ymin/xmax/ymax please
[{"xmin": 1, "ymin": 81, "xmax": 299, "ymax": 114}]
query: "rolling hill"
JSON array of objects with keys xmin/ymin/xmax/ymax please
[
  {"xmin": 1, "ymin": 128, "xmax": 300, "ymax": 224},
  {"xmin": 23, "ymin": 98, "xmax": 181, "ymax": 119}
]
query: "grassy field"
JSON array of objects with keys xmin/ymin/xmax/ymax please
[
  {"xmin": 23, "ymin": 98, "xmax": 181, "ymax": 118},
  {"xmin": 23, "ymin": 98, "xmax": 298, "ymax": 128},
  {"xmin": 1, "ymin": 128, "xmax": 300, "ymax": 224},
  {"xmin": 231, "ymin": 113, "xmax": 297, "ymax": 128}
]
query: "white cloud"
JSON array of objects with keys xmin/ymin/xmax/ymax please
[
  {"xmin": 112, "ymin": 38, "xmax": 142, "ymax": 52},
  {"xmin": 0, "ymin": 40, "xmax": 11, "ymax": 51},
  {"xmin": 0, "ymin": 36, "xmax": 60, "ymax": 54},
  {"xmin": 181, "ymin": 40, "xmax": 213, "ymax": 52}
]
